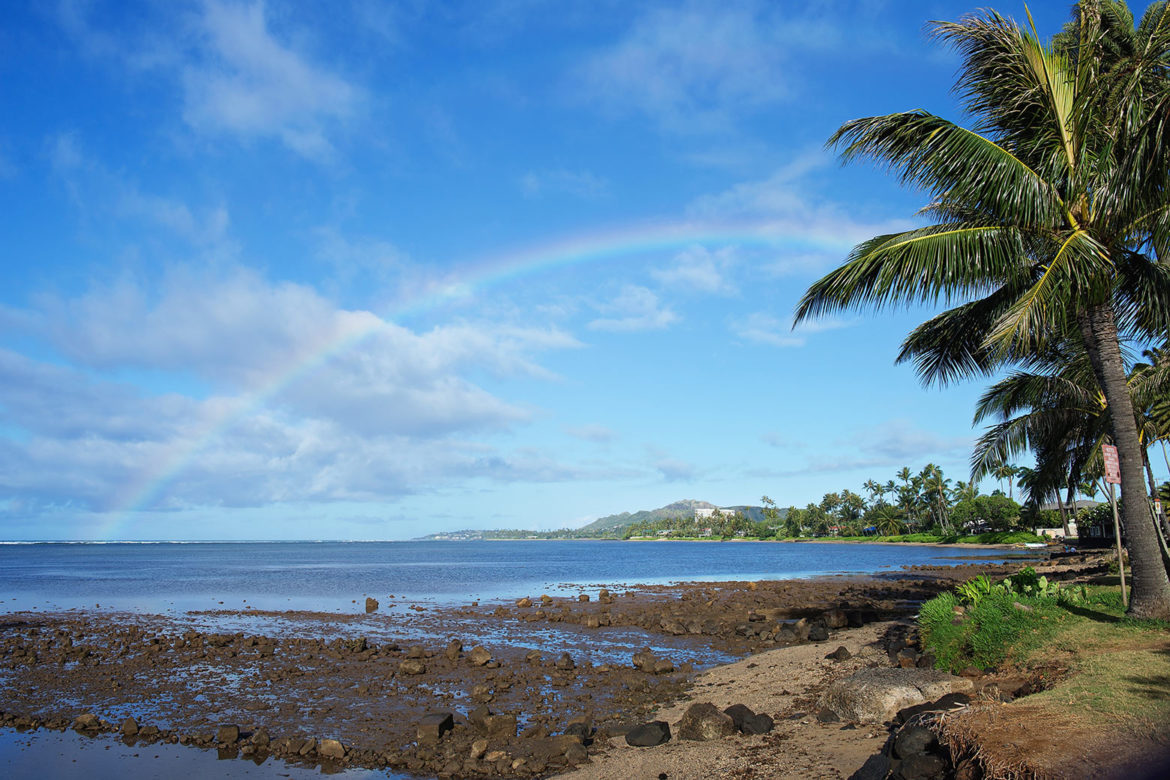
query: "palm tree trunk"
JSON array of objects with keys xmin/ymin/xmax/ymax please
[
  {"xmin": 1060, "ymin": 482, "xmax": 1074, "ymax": 537},
  {"xmin": 1079, "ymin": 304, "xmax": 1170, "ymax": 619}
]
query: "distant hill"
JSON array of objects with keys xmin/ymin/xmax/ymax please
[
  {"xmin": 574, "ymin": 499, "xmax": 717, "ymax": 534},
  {"xmin": 416, "ymin": 499, "xmax": 776, "ymax": 540}
]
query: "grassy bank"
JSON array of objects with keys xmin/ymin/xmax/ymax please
[{"xmin": 917, "ymin": 568, "xmax": 1170, "ymax": 775}]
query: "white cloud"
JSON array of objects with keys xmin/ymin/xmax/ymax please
[
  {"xmin": 521, "ymin": 169, "xmax": 608, "ymax": 199},
  {"xmin": 652, "ymin": 244, "xmax": 737, "ymax": 294},
  {"xmin": 181, "ymin": 1, "xmax": 360, "ymax": 159},
  {"xmin": 588, "ymin": 285, "xmax": 678, "ymax": 332},
  {"xmin": 731, "ymin": 312, "xmax": 852, "ymax": 347},
  {"xmin": 654, "ymin": 456, "xmax": 700, "ymax": 483},
  {"xmin": 0, "ymin": 264, "xmax": 596, "ymax": 512},
  {"xmin": 577, "ymin": 1, "xmax": 841, "ymax": 132},
  {"xmin": 687, "ymin": 152, "xmax": 915, "ymax": 251}
]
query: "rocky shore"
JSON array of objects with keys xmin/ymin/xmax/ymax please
[{"xmin": 0, "ymin": 555, "xmax": 1096, "ymax": 779}]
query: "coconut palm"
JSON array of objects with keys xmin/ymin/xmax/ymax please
[
  {"xmin": 991, "ymin": 462, "xmax": 1020, "ymax": 499},
  {"xmin": 795, "ymin": 2, "xmax": 1170, "ymax": 617}
]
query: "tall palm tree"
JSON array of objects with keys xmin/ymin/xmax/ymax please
[
  {"xmin": 992, "ymin": 462, "xmax": 1020, "ymax": 499},
  {"xmin": 795, "ymin": 2, "xmax": 1170, "ymax": 618}
]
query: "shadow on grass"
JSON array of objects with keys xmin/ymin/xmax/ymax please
[
  {"xmin": 1120, "ymin": 672, "xmax": 1170, "ymax": 701},
  {"xmin": 1061, "ymin": 603, "xmax": 1124, "ymax": 624}
]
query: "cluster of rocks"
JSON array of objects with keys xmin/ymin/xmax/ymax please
[{"xmin": 622, "ymin": 701, "xmax": 775, "ymax": 748}]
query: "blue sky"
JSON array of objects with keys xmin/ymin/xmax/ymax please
[{"xmin": 0, "ymin": 0, "xmax": 1131, "ymax": 540}]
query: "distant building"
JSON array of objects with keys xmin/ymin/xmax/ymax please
[{"xmin": 695, "ymin": 507, "xmax": 739, "ymax": 520}]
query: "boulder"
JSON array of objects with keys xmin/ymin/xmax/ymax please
[
  {"xmin": 555, "ymin": 652, "xmax": 575, "ymax": 671},
  {"xmin": 676, "ymin": 702, "xmax": 736, "ymax": 741},
  {"xmin": 364, "ymin": 597, "xmax": 379, "ymax": 613},
  {"xmin": 445, "ymin": 639, "xmax": 462, "ymax": 661},
  {"xmin": 820, "ymin": 668, "xmax": 974, "ymax": 725},
  {"xmin": 517, "ymin": 597, "xmax": 533, "ymax": 608},
  {"xmin": 468, "ymin": 646, "xmax": 492, "ymax": 667},
  {"xmin": 120, "ymin": 717, "xmax": 139, "ymax": 737},
  {"xmin": 808, "ymin": 621, "xmax": 830, "ymax": 642},
  {"xmin": 470, "ymin": 738, "xmax": 488, "ymax": 760},
  {"xmin": 215, "ymin": 725, "xmax": 240, "ymax": 744},
  {"xmin": 319, "ymin": 738, "xmax": 346, "ymax": 759},
  {"xmin": 827, "ymin": 645, "xmax": 852, "ymax": 661},
  {"xmin": 417, "ymin": 713, "xmax": 454, "ymax": 743},
  {"xmin": 485, "ymin": 713, "xmax": 517, "ymax": 738},
  {"xmin": 894, "ymin": 726, "xmax": 937, "ymax": 759},
  {"xmin": 72, "ymin": 713, "xmax": 100, "ymax": 731},
  {"xmin": 625, "ymin": 721, "xmax": 671, "ymax": 747},
  {"xmin": 722, "ymin": 704, "xmax": 754, "ymax": 731},
  {"xmin": 399, "ymin": 658, "xmax": 426, "ymax": 675},
  {"xmin": 743, "ymin": 713, "xmax": 774, "ymax": 735}
]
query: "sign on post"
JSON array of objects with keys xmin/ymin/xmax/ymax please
[{"xmin": 1102, "ymin": 444, "xmax": 1121, "ymax": 484}]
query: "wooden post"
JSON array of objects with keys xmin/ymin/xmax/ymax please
[{"xmin": 1108, "ymin": 482, "xmax": 1128, "ymax": 608}]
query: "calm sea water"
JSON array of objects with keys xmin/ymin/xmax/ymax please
[{"xmin": 0, "ymin": 540, "xmax": 1026, "ymax": 614}]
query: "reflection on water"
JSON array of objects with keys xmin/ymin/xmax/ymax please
[{"xmin": 0, "ymin": 728, "xmax": 407, "ymax": 780}]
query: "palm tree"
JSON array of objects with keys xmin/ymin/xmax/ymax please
[
  {"xmin": 992, "ymin": 462, "xmax": 1019, "ymax": 499},
  {"xmin": 795, "ymin": 3, "xmax": 1170, "ymax": 618}
]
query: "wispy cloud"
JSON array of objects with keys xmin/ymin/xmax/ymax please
[
  {"xmin": 576, "ymin": 1, "xmax": 809, "ymax": 132},
  {"xmin": 181, "ymin": 1, "xmax": 360, "ymax": 160},
  {"xmin": 652, "ymin": 244, "xmax": 737, "ymax": 295},
  {"xmin": 521, "ymin": 169, "xmax": 608, "ymax": 199},
  {"xmin": 731, "ymin": 312, "xmax": 852, "ymax": 347},
  {"xmin": 588, "ymin": 285, "xmax": 678, "ymax": 332}
]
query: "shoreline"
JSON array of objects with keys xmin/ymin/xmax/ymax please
[
  {"xmin": 1, "ymin": 553, "xmax": 1102, "ymax": 779},
  {"xmin": 0, "ymin": 558, "xmax": 1036, "ymax": 778}
]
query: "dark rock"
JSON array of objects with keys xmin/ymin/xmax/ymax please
[
  {"xmin": 898, "ymin": 751, "xmax": 949, "ymax": 780},
  {"xmin": 742, "ymin": 713, "xmax": 774, "ymax": 735},
  {"xmin": 816, "ymin": 708, "xmax": 840, "ymax": 723},
  {"xmin": 895, "ymin": 693, "xmax": 971, "ymax": 725},
  {"xmin": 625, "ymin": 721, "xmax": 671, "ymax": 747},
  {"xmin": 676, "ymin": 703, "xmax": 736, "ymax": 741},
  {"xmin": 916, "ymin": 653, "xmax": 937, "ymax": 669},
  {"xmin": 555, "ymin": 652, "xmax": 575, "ymax": 671},
  {"xmin": 722, "ymin": 704, "xmax": 754, "ymax": 732},
  {"xmin": 893, "ymin": 726, "xmax": 937, "ymax": 759},
  {"xmin": 417, "ymin": 713, "xmax": 454, "ymax": 742},
  {"xmin": 445, "ymin": 639, "xmax": 462, "ymax": 661},
  {"xmin": 216, "ymin": 725, "xmax": 240, "ymax": 744},
  {"xmin": 808, "ymin": 621, "xmax": 830, "ymax": 642},
  {"xmin": 364, "ymin": 597, "xmax": 379, "ymax": 613},
  {"xmin": 828, "ymin": 645, "xmax": 852, "ymax": 661},
  {"xmin": 897, "ymin": 648, "xmax": 921, "ymax": 668},
  {"xmin": 120, "ymin": 717, "xmax": 139, "ymax": 737},
  {"xmin": 468, "ymin": 646, "xmax": 492, "ymax": 666},
  {"xmin": 251, "ymin": 727, "xmax": 270, "ymax": 747}
]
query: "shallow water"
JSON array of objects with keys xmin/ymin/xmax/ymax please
[
  {"xmin": 0, "ymin": 539, "xmax": 1029, "ymax": 613},
  {"xmin": 0, "ymin": 728, "xmax": 409, "ymax": 779}
]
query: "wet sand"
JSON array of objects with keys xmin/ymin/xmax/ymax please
[{"xmin": 1, "ymin": 555, "xmax": 1082, "ymax": 779}]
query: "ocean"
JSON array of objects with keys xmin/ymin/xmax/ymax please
[{"xmin": 0, "ymin": 539, "xmax": 1026, "ymax": 614}]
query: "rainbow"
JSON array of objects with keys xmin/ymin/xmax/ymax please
[{"xmin": 99, "ymin": 216, "xmax": 858, "ymax": 537}]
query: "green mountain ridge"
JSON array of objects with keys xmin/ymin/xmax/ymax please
[{"xmin": 417, "ymin": 500, "xmax": 777, "ymax": 540}]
